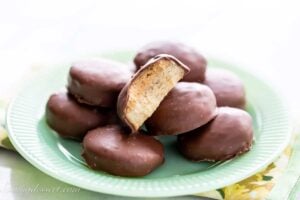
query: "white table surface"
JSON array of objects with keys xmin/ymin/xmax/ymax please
[{"xmin": 1, "ymin": 0, "xmax": 300, "ymax": 199}]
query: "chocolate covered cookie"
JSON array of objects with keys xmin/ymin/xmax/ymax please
[
  {"xmin": 177, "ymin": 107, "xmax": 253, "ymax": 161},
  {"xmin": 146, "ymin": 82, "xmax": 217, "ymax": 135},
  {"xmin": 46, "ymin": 91, "xmax": 109, "ymax": 140},
  {"xmin": 68, "ymin": 59, "xmax": 133, "ymax": 107},
  {"xmin": 117, "ymin": 54, "xmax": 189, "ymax": 132},
  {"xmin": 82, "ymin": 125, "xmax": 164, "ymax": 177},
  {"xmin": 134, "ymin": 41, "xmax": 207, "ymax": 82},
  {"xmin": 204, "ymin": 68, "xmax": 246, "ymax": 109}
]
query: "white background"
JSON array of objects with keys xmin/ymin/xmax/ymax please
[{"xmin": 1, "ymin": 0, "xmax": 300, "ymax": 99}]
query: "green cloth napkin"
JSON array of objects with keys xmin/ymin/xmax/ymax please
[{"xmin": 1, "ymin": 65, "xmax": 300, "ymax": 200}]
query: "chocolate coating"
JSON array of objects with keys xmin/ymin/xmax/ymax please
[
  {"xmin": 134, "ymin": 41, "xmax": 207, "ymax": 82},
  {"xmin": 68, "ymin": 59, "xmax": 133, "ymax": 107},
  {"xmin": 146, "ymin": 82, "xmax": 217, "ymax": 135},
  {"xmin": 46, "ymin": 91, "xmax": 109, "ymax": 140},
  {"xmin": 82, "ymin": 125, "xmax": 164, "ymax": 177},
  {"xmin": 177, "ymin": 107, "xmax": 253, "ymax": 162},
  {"xmin": 204, "ymin": 68, "xmax": 246, "ymax": 109}
]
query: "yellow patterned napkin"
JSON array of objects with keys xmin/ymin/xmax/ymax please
[{"xmin": 197, "ymin": 145, "xmax": 293, "ymax": 199}]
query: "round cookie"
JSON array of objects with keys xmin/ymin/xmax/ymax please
[
  {"xmin": 177, "ymin": 107, "xmax": 253, "ymax": 162},
  {"xmin": 46, "ymin": 91, "xmax": 110, "ymax": 140},
  {"xmin": 68, "ymin": 59, "xmax": 133, "ymax": 107},
  {"xmin": 82, "ymin": 125, "xmax": 164, "ymax": 177},
  {"xmin": 204, "ymin": 68, "xmax": 246, "ymax": 109},
  {"xmin": 145, "ymin": 82, "xmax": 217, "ymax": 135},
  {"xmin": 134, "ymin": 41, "xmax": 207, "ymax": 82}
]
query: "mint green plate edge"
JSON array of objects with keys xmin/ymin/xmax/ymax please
[{"xmin": 6, "ymin": 51, "xmax": 292, "ymax": 197}]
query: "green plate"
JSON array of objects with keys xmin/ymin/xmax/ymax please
[{"xmin": 6, "ymin": 52, "xmax": 291, "ymax": 197}]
